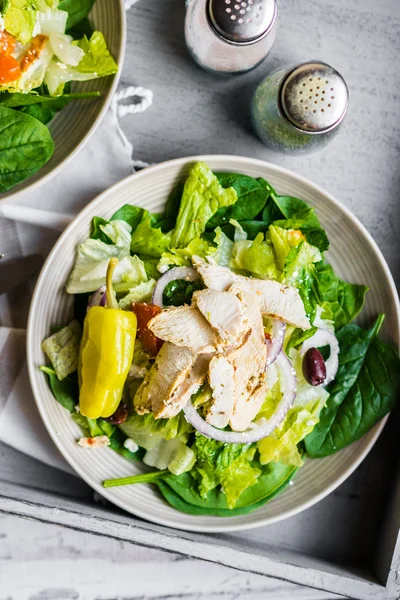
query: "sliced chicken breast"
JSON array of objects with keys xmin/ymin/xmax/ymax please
[
  {"xmin": 229, "ymin": 372, "xmax": 268, "ymax": 431},
  {"xmin": 192, "ymin": 288, "xmax": 249, "ymax": 344},
  {"xmin": 157, "ymin": 353, "xmax": 212, "ymax": 419},
  {"xmin": 227, "ymin": 292, "xmax": 267, "ymax": 431},
  {"xmin": 192, "ymin": 256, "xmax": 238, "ymax": 292},
  {"xmin": 206, "ymin": 354, "xmax": 235, "ymax": 428},
  {"xmin": 134, "ymin": 343, "xmax": 196, "ymax": 417},
  {"xmin": 193, "ymin": 258, "xmax": 309, "ymax": 330},
  {"xmin": 148, "ymin": 305, "xmax": 219, "ymax": 354}
]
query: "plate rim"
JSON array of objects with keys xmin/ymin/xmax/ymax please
[
  {"xmin": 1, "ymin": 0, "xmax": 127, "ymax": 204},
  {"xmin": 27, "ymin": 154, "xmax": 400, "ymax": 533}
]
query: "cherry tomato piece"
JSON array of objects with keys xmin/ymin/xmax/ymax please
[
  {"xmin": 131, "ymin": 302, "xmax": 163, "ymax": 356},
  {"xmin": 0, "ymin": 31, "xmax": 17, "ymax": 56},
  {"xmin": 0, "ymin": 54, "xmax": 21, "ymax": 84}
]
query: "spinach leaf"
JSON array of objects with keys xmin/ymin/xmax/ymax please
[
  {"xmin": 286, "ymin": 326, "xmax": 318, "ymax": 352},
  {"xmin": 164, "ymin": 182, "xmax": 184, "ymax": 224},
  {"xmin": 207, "ymin": 173, "xmax": 272, "ymax": 229},
  {"xmin": 91, "ymin": 215, "xmax": 112, "ymax": 243},
  {"xmin": 305, "ymin": 315, "xmax": 400, "ymax": 457},
  {"xmin": 163, "ymin": 278, "xmax": 203, "ymax": 307},
  {"xmin": 58, "ymin": 0, "xmax": 96, "ymax": 29},
  {"xmin": 0, "ymin": 91, "xmax": 100, "ymax": 109},
  {"xmin": 109, "ymin": 205, "xmax": 147, "ymax": 231},
  {"xmin": 0, "ymin": 106, "xmax": 54, "ymax": 192},
  {"xmin": 40, "ymin": 366, "xmax": 79, "ymax": 413},
  {"xmin": 67, "ymin": 16, "xmax": 94, "ymax": 39},
  {"xmin": 316, "ymin": 261, "xmax": 368, "ymax": 329},
  {"xmin": 220, "ymin": 220, "xmax": 271, "ymax": 240}
]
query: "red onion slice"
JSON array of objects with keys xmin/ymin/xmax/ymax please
[
  {"xmin": 300, "ymin": 329, "xmax": 339, "ymax": 385},
  {"xmin": 87, "ymin": 285, "xmax": 106, "ymax": 309},
  {"xmin": 266, "ymin": 319, "xmax": 286, "ymax": 366},
  {"xmin": 152, "ymin": 267, "xmax": 200, "ymax": 308},
  {"xmin": 183, "ymin": 352, "xmax": 297, "ymax": 444}
]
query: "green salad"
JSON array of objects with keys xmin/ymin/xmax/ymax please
[
  {"xmin": 0, "ymin": 0, "xmax": 118, "ymax": 193},
  {"xmin": 40, "ymin": 162, "xmax": 400, "ymax": 517}
]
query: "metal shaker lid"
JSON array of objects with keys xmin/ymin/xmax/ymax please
[
  {"xmin": 208, "ymin": 0, "xmax": 277, "ymax": 44},
  {"xmin": 280, "ymin": 62, "xmax": 349, "ymax": 133}
]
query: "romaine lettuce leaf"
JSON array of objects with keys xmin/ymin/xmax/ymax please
[
  {"xmin": 230, "ymin": 233, "xmax": 278, "ymax": 279},
  {"xmin": 99, "ymin": 219, "xmax": 131, "ymax": 257},
  {"xmin": 44, "ymin": 31, "xmax": 117, "ymax": 95},
  {"xmin": 157, "ymin": 237, "xmax": 212, "ymax": 271},
  {"xmin": 143, "ymin": 438, "xmax": 196, "ymax": 476},
  {"xmin": 66, "ymin": 237, "xmax": 147, "ymax": 294},
  {"xmin": 171, "ymin": 162, "xmax": 237, "ymax": 248},
  {"xmin": 41, "ymin": 320, "xmax": 82, "ymax": 380},
  {"xmin": 130, "ymin": 217, "xmax": 171, "ymax": 258},
  {"xmin": 118, "ymin": 279, "xmax": 156, "ymax": 310},
  {"xmin": 211, "ymin": 227, "xmax": 234, "ymax": 266},
  {"xmin": 3, "ymin": 0, "xmax": 37, "ymax": 44},
  {"xmin": 119, "ymin": 411, "xmax": 193, "ymax": 451},
  {"xmin": 257, "ymin": 352, "xmax": 329, "ymax": 466}
]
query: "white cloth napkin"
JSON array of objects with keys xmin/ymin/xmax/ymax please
[{"xmin": 0, "ymin": 87, "xmax": 152, "ymax": 474}]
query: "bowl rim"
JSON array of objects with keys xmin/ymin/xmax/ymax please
[
  {"xmin": 27, "ymin": 154, "xmax": 400, "ymax": 532},
  {"xmin": 1, "ymin": 0, "xmax": 127, "ymax": 204}
]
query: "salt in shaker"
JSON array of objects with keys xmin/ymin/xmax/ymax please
[
  {"xmin": 252, "ymin": 61, "xmax": 349, "ymax": 154},
  {"xmin": 185, "ymin": 0, "xmax": 278, "ymax": 75}
]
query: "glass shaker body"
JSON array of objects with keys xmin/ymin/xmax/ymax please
[
  {"xmin": 185, "ymin": 0, "xmax": 277, "ymax": 75},
  {"xmin": 252, "ymin": 64, "xmax": 348, "ymax": 154}
]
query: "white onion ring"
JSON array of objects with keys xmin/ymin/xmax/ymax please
[
  {"xmin": 87, "ymin": 285, "xmax": 106, "ymax": 309},
  {"xmin": 301, "ymin": 329, "xmax": 339, "ymax": 385},
  {"xmin": 152, "ymin": 267, "xmax": 200, "ymax": 308},
  {"xmin": 266, "ymin": 319, "xmax": 286, "ymax": 366},
  {"xmin": 183, "ymin": 352, "xmax": 297, "ymax": 444}
]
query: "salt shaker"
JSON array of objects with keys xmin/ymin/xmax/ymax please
[
  {"xmin": 185, "ymin": 0, "xmax": 277, "ymax": 75},
  {"xmin": 252, "ymin": 61, "xmax": 349, "ymax": 154}
]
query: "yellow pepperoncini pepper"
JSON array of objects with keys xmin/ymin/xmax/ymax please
[{"xmin": 78, "ymin": 258, "xmax": 137, "ymax": 419}]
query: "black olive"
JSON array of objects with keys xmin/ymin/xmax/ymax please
[
  {"xmin": 105, "ymin": 402, "xmax": 128, "ymax": 425},
  {"xmin": 303, "ymin": 347, "xmax": 327, "ymax": 386}
]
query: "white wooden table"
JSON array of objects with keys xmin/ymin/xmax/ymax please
[{"xmin": 1, "ymin": 0, "xmax": 399, "ymax": 598}]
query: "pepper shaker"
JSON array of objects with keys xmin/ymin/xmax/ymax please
[
  {"xmin": 252, "ymin": 61, "xmax": 349, "ymax": 154},
  {"xmin": 185, "ymin": 0, "xmax": 277, "ymax": 75}
]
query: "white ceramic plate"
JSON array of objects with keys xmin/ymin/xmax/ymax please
[
  {"xmin": 27, "ymin": 155, "xmax": 400, "ymax": 533},
  {"xmin": 1, "ymin": 0, "xmax": 126, "ymax": 201}
]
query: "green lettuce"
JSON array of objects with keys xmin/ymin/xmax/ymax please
[
  {"xmin": 45, "ymin": 31, "xmax": 118, "ymax": 95},
  {"xmin": 3, "ymin": 0, "xmax": 37, "ymax": 44},
  {"xmin": 171, "ymin": 162, "xmax": 237, "ymax": 248},
  {"xmin": 157, "ymin": 237, "xmax": 212, "ymax": 271},
  {"xmin": 230, "ymin": 233, "xmax": 278, "ymax": 279},
  {"xmin": 130, "ymin": 218, "xmax": 171, "ymax": 258},
  {"xmin": 66, "ymin": 236, "xmax": 147, "ymax": 294},
  {"xmin": 41, "ymin": 320, "xmax": 82, "ymax": 380},
  {"xmin": 143, "ymin": 438, "xmax": 196, "ymax": 476},
  {"xmin": 192, "ymin": 434, "xmax": 261, "ymax": 509},
  {"xmin": 212, "ymin": 227, "xmax": 234, "ymax": 266},
  {"xmin": 119, "ymin": 412, "xmax": 193, "ymax": 451},
  {"xmin": 99, "ymin": 220, "xmax": 131, "ymax": 256},
  {"xmin": 257, "ymin": 350, "xmax": 329, "ymax": 466},
  {"xmin": 118, "ymin": 279, "xmax": 156, "ymax": 310}
]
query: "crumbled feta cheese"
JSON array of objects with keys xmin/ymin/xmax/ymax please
[
  {"xmin": 74, "ymin": 405, "xmax": 80, "ymax": 413},
  {"xmin": 158, "ymin": 263, "xmax": 169, "ymax": 274},
  {"xmin": 0, "ymin": 16, "xmax": 5, "ymax": 32},
  {"xmin": 124, "ymin": 438, "xmax": 139, "ymax": 453},
  {"xmin": 129, "ymin": 363, "xmax": 148, "ymax": 379},
  {"xmin": 77, "ymin": 436, "xmax": 110, "ymax": 449}
]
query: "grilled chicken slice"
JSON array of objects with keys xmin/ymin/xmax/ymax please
[
  {"xmin": 157, "ymin": 353, "xmax": 212, "ymax": 419},
  {"xmin": 192, "ymin": 256, "xmax": 238, "ymax": 291},
  {"xmin": 229, "ymin": 371, "xmax": 268, "ymax": 432},
  {"xmin": 205, "ymin": 354, "xmax": 235, "ymax": 428},
  {"xmin": 134, "ymin": 343, "xmax": 196, "ymax": 417},
  {"xmin": 193, "ymin": 258, "xmax": 309, "ymax": 330},
  {"xmin": 148, "ymin": 305, "xmax": 219, "ymax": 354},
  {"xmin": 192, "ymin": 288, "xmax": 249, "ymax": 345},
  {"xmin": 227, "ymin": 292, "xmax": 267, "ymax": 431}
]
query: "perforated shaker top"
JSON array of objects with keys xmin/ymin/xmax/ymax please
[
  {"xmin": 280, "ymin": 62, "xmax": 349, "ymax": 133},
  {"xmin": 208, "ymin": 0, "xmax": 277, "ymax": 44}
]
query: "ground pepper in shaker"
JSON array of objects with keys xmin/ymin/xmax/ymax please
[
  {"xmin": 252, "ymin": 61, "xmax": 349, "ymax": 154},
  {"xmin": 185, "ymin": 0, "xmax": 277, "ymax": 74}
]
